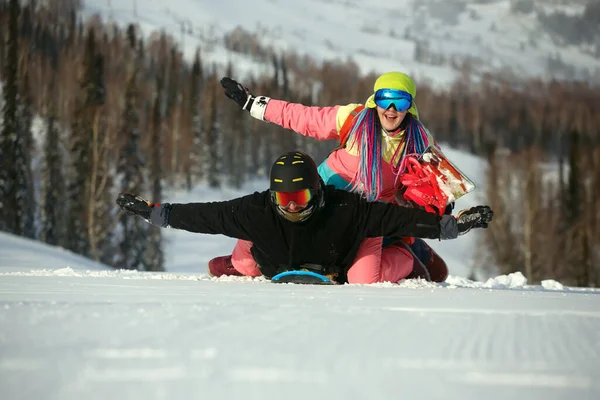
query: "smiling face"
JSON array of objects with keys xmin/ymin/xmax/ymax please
[
  {"xmin": 281, "ymin": 202, "xmax": 308, "ymax": 213},
  {"xmin": 377, "ymin": 105, "xmax": 407, "ymax": 132},
  {"xmin": 276, "ymin": 202, "xmax": 314, "ymax": 223}
]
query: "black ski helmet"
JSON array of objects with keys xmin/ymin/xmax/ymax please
[
  {"xmin": 270, "ymin": 151, "xmax": 321, "ymax": 192},
  {"xmin": 269, "ymin": 151, "xmax": 323, "ymax": 222}
]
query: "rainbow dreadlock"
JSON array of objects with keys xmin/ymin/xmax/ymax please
[
  {"xmin": 346, "ymin": 108, "xmax": 381, "ymax": 201},
  {"xmin": 391, "ymin": 113, "xmax": 432, "ymax": 175},
  {"xmin": 346, "ymin": 110, "xmax": 433, "ymax": 202}
]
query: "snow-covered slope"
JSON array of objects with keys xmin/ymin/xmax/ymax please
[
  {"xmin": 83, "ymin": 0, "xmax": 600, "ymax": 87},
  {"xmin": 0, "ymin": 231, "xmax": 110, "ymax": 273},
  {"xmin": 1, "ymin": 257, "xmax": 599, "ymax": 400}
]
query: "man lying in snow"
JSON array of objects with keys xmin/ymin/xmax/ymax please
[{"xmin": 116, "ymin": 151, "xmax": 493, "ymax": 284}]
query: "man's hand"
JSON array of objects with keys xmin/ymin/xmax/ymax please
[
  {"xmin": 456, "ymin": 205, "xmax": 494, "ymax": 235},
  {"xmin": 116, "ymin": 193, "xmax": 154, "ymax": 222},
  {"xmin": 116, "ymin": 193, "xmax": 172, "ymax": 227}
]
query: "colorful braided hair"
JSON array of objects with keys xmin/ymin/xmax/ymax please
[{"xmin": 346, "ymin": 109, "xmax": 433, "ymax": 202}]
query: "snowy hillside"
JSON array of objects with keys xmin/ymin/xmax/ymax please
[
  {"xmin": 1, "ymin": 232, "xmax": 599, "ymax": 400},
  {"xmin": 82, "ymin": 0, "xmax": 600, "ymax": 87}
]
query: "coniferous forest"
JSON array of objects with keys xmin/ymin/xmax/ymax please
[{"xmin": 1, "ymin": 0, "xmax": 599, "ymax": 286}]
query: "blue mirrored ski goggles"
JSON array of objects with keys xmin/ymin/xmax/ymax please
[{"xmin": 374, "ymin": 88, "xmax": 413, "ymax": 112}]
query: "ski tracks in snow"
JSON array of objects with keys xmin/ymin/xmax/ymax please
[{"xmin": 0, "ymin": 273, "xmax": 599, "ymax": 400}]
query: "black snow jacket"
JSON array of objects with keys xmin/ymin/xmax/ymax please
[{"xmin": 164, "ymin": 186, "xmax": 447, "ymax": 283}]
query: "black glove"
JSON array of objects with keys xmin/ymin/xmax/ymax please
[
  {"xmin": 220, "ymin": 77, "xmax": 254, "ymax": 111},
  {"xmin": 220, "ymin": 77, "xmax": 271, "ymax": 121},
  {"xmin": 116, "ymin": 193, "xmax": 154, "ymax": 220},
  {"xmin": 116, "ymin": 193, "xmax": 172, "ymax": 227},
  {"xmin": 456, "ymin": 206, "xmax": 493, "ymax": 235}
]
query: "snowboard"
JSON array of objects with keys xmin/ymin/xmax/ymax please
[
  {"xmin": 399, "ymin": 145, "xmax": 476, "ymax": 215},
  {"xmin": 271, "ymin": 270, "xmax": 336, "ymax": 285},
  {"xmin": 419, "ymin": 145, "xmax": 476, "ymax": 203}
]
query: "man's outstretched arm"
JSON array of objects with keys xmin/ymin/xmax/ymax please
[
  {"xmin": 116, "ymin": 192, "xmax": 256, "ymax": 240},
  {"xmin": 362, "ymin": 201, "xmax": 493, "ymax": 240}
]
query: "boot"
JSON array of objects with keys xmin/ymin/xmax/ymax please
[
  {"xmin": 407, "ymin": 238, "xmax": 449, "ymax": 282},
  {"xmin": 393, "ymin": 240, "xmax": 431, "ymax": 282},
  {"xmin": 424, "ymin": 245, "xmax": 448, "ymax": 282},
  {"xmin": 208, "ymin": 255, "xmax": 243, "ymax": 277}
]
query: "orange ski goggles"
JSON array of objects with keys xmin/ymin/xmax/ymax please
[{"xmin": 272, "ymin": 189, "xmax": 313, "ymax": 209}]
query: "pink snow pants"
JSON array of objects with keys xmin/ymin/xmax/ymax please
[{"xmin": 230, "ymin": 237, "xmax": 415, "ymax": 284}]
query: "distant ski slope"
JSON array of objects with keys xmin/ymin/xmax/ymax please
[{"xmin": 83, "ymin": 0, "xmax": 600, "ymax": 86}]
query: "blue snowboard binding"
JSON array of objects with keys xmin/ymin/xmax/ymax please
[{"xmin": 271, "ymin": 270, "xmax": 335, "ymax": 285}]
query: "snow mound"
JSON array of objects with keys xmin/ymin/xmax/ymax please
[
  {"xmin": 541, "ymin": 279, "xmax": 565, "ymax": 291},
  {"xmin": 483, "ymin": 271, "xmax": 528, "ymax": 288}
]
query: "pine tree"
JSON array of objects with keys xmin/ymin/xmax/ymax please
[
  {"xmin": 166, "ymin": 45, "xmax": 182, "ymax": 181},
  {"xmin": 66, "ymin": 106, "xmax": 91, "ymax": 255},
  {"xmin": 144, "ymin": 72, "xmax": 165, "ymax": 272},
  {"xmin": 566, "ymin": 128, "xmax": 582, "ymax": 224},
  {"xmin": 187, "ymin": 48, "xmax": 204, "ymax": 187},
  {"xmin": 203, "ymin": 75, "xmax": 220, "ymax": 188},
  {"xmin": 116, "ymin": 67, "xmax": 147, "ymax": 270},
  {"xmin": 114, "ymin": 25, "xmax": 147, "ymax": 269},
  {"xmin": 0, "ymin": 1, "xmax": 17, "ymax": 231},
  {"xmin": 66, "ymin": 27, "xmax": 105, "ymax": 257},
  {"xmin": 41, "ymin": 96, "xmax": 66, "ymax": 247},
  {"xmin": 87, "ymin": 52, "xmax": 111, "ymax": 262},
  {"xmin": 0, "ymin": 0, "xmax": 29, "ymax": 236},
  {"xmin": 223, "ymin": 63, "xmax": 245, "ymax": 188},
  {"xmin": 17, "ymin": 68, "xmax": 36, "ymax": 239}
]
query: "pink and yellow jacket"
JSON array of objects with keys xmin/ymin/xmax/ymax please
[{"xmin": 263, "ymin": 100, "xmax": 435, "ymax": 203}]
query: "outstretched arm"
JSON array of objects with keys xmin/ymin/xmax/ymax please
[
  {"xmin": 360, "ymin": 200, "xmax": 493, "ymax": 240},
  {"xmin": 220, "ymin": 77, "xmax": 346, "ymax": 141},
  {"xmin": 263, "ymin": 100, "xmax": 340, "ymax": 140},
  {"xmin": 116, "ymin": 193, "xmax": 256, "ymax": 241}
]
